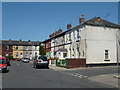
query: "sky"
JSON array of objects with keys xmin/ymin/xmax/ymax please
[{"xmin": 2, "ymin": 2, "xmax": 118, "ymax": 41}]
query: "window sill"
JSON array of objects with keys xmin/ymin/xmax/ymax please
[{"xmin": 104, "ymin": 59, "xmax": 110, "ymax": 61}]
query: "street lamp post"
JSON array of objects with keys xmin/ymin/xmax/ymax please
[{"xmin": 116, "ymin": 30, "xmax": 119, "ymax": 67}]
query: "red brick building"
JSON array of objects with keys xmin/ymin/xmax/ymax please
[
  {"xmin": 0, "ymin": 40, "xmax": 13, "ymax": 56},
  {"xmin": 40, "ymin": 28, "xmax": 63, "ymax": 55}
]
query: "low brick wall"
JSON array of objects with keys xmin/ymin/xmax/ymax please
[
  {"xmin": 13, "ymin": 58, "xmax": 21, "ymax": 61},
  {"xmin": 65, "ymin": 58, "xmax": 86, "ymax": 68}
]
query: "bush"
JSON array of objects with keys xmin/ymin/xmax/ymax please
[{"xmin": 5, "ymin": 56, "xmax": 13, "ymax": 59}]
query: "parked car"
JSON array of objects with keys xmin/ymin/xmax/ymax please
[
  {"xmin": 5, "ymin": 58, "xmax": 11, "ymax": 66},
  {"xmin": 22, "ymin": 58, "xmax": 30, "ymax": 63},
  {"xmin": 33, "ymin": 55, "xmax": 49, "ymax": 68},
  {"xmin": 0, "ymin": 57, "xmax": 8, "ymax": 72}
]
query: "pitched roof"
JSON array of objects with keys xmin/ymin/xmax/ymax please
[
  {"xmin": 41, "ymin": 17, "xmax": 120, "ymax": 43},
  {"xmin": 83, "ymin": 17, "xmax": 120, "ymax": 28},
  {"xmin": 0, "ymin": 40, "xmax": 41, "ymax": 46}
]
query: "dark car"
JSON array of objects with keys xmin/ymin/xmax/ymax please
[
  {"xmin": 33, "ymin": 55, "xmax": 49, "ymax": 68},
  {"xmin": 0, "ymin": 57, "xmax": 8, "ymax": 72},
  {"xmin": 5, "ymin": 58, "xmax": 11, "ymax": 66}
]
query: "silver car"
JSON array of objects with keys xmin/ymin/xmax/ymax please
[
  {"xmin": 33, "ymin": 55, "xmax": 49, "ymax": 68},
  {"xmin": 22, "ymin": 58, "xmax": 30, "ymax": 63}
]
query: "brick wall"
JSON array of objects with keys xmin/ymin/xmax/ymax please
[
  {"xmin": 1, "ymin": 45, "xmax": 13, "ymax": 56},
  {"xmin": 65, "ymin": 58, "xmax": 86, "ymax": 68},
  {"xmin": 0, "ymin": 45, "xmax": 2, "ymax": 56}
]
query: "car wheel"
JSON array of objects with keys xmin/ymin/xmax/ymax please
[
  {"xmin": 33, "ymin": 65, "xmax": 36, "ymax": 68},
  {"xmin": 8, "ymin": 63, "xmax": 11, "ymax": 66},
  {"xmin": 47, "ymin": 66, "xmax": 49, "ymax": 69}
]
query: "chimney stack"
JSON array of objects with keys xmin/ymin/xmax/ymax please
[
  {"xmin": 79, "ymin": 14, "xmax": 85, "ymax": 24},
  {"xmin": 28, "ymin": 40, "xmax": 31, "ymax": 43},
  {"xmin": 58, "ymin": 28, "xmax": 62, "ymax": 33},
  {"xmin": 67, "ymin": 24, "xmax": 72, "ymax": 30},
  {"xmin": 9, "ymin": 39, "xmax": 12, "ymax": 42},
  {"xmin": 19, "ymin": 39, "xmax": 22, "ymax": 42}
]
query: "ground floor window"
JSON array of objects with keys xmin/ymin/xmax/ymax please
[
  {"xmin": 16, "ymin": 52, "xmax": 18, "ymax": 58},
  {"xmin": 104, "ymin": 49, "xmax": 110, "ymax": 61},
  {"xmin": 6, "ymin": 53, "xmax": 8, "ymax": 56},
  {"xmin": 10, "ymin": 53, "xmax": 12, "ymax": 56},
  {"xmin": 26, "ymin": 52, "xmax": 28, "ymax": 58},
  {"xmin": 20, "ymin": 53, "xmax": 23, "ymax": 58},
  {"xmin": 63, "ymin": 53, "xmax": 67, "ymax": 58}
]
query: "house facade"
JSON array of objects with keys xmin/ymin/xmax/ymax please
[
  {"xmin": 42, "ymin": 15, "xmax": 120, "ymax": 66},
  {"xmin": 0, "ymin": 40, "xmax": 40, "ymax": 59},
  {"xmin": 66, "ymin": 17, "xmax": 120, "ymax": 65},
  {"xmin": 13, "ymin": 46, "xmax": 24, "ymax": 59},
  {"xmin": 0, "ymin": 40, "xmax": 13, "ymax": 57},
  {"xmin": 117, "ymin": 30, "xmax": 120, "ymax": 64}
]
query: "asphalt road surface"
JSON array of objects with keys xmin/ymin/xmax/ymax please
[
  {"xmin": 2, "ymin": 61, "xmax": 117, "ymax": 88},
  {"xmin": 62, "ymin": 66, "xmax": 118, "ymax": 77}
]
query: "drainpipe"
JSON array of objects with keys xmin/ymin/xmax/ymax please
[{"xmin": 85, "ymin": 25, "xmax": 87, "ymax": 67}]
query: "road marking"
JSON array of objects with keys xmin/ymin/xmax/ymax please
[
  {"xmin": 67, "ymin": 73, "xmax": 87, "ymax": 79},
  {"xmin": 78, "ymin": 76, "xmax": 83, "ymax": 78},
  {"xmin": 74, "ymin": 74, "xmax": 81, "ymax": 76}
]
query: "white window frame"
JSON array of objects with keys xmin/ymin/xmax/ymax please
[{"xmin": 104, "ymin": 49, "xmax": 110, "ymax": 61}]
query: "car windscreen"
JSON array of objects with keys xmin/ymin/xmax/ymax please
[
  {"xmin": 38, "ymin": 56, "xmax": 47, "ymax": 61},
  {"xmin": 6, "ymin": 58, "xmax": 9, "ymax": 61},
  {"xmin": 24, "ymin": 58, "xmax": 29, "ymax": 59},
  {"xmin": 0, "ymin": 59, "xmax": 5, "ymax": 64}
]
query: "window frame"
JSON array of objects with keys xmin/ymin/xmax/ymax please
[{"xmin": 104, "ymin": 49, "xmax": 110, "ymax": 61}]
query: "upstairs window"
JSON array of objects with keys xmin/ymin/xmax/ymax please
[
  {"xmin": 35, "ymin": 46, "xmax": 37, "ymax": 50},
  {"xmin": 16, "ymin": 46, "xmax": 18, "ymax": 50},
  {"xmin": 77, "ymin": 30, "xmax": 81, "ymax": 41},
  {"xmin": 69, "ymin": 33, "xmax": 71, "ymax": 41},
  {"xmin": 26, "ymin": 46, "xmax": 29, "ymax": 50},
  {"xmin": 6, "ymin": 46, "xmax": 9, "ymax": 50}
]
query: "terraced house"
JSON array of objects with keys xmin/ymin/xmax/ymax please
[
  {"xmin": 41, "ymin": 15, "xmax": 120, "ymax": 67},
  {"xmin": 0, "ymin": 40, "xmax": 40, "ymax": 60}
]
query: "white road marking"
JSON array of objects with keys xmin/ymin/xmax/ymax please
[
  {"xmin": 78, "ymin": 76, "xmax": 83, "ymax": 78},
  {"xmin": 67, "ymin": 73, "xmax": 87, "ymax": 79},
  {"xmin": 84, "ymin": 76, "xmax": 87, "ymax": 78}
]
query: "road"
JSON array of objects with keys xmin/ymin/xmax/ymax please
[{"xmin": 2, "ymin": 61, "xmax": 118, "ymax": 88}]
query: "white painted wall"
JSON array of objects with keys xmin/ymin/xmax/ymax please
[
  {"xmin": 117, "ymin": 29, "xmax": 120, "ymax": 63},
  {"xmin": 65, "ymin": 26, "xmax": 86, "ymax": 59},
  {"xmin": 51, "ymin": 25, "xmax": 119, "ymax": 65},
  {"xmin": 33, "ymin": 46, "xmax": 39, "ymax": 58},
  {"xmin": 51, "ymin": 39, "xmax": 55, "ymax": 58},
  {"xmin": 85, "ymin": 25, "xmax": 118, "ymax": 64}
]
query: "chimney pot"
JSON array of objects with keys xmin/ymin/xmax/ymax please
[
  {"xmin": 67, "ymin": 24, "xmax": 72, "ymax": 30},
  {"xmin": 19, "ymin": 39, "xmax": 22, "ymax": 41},
  {"xmin": 79, "ymin": 14, "xmax": 85, "ymax": 24},
  {"xmin": 9, "ymin": 39, "xmax": 12, "ymax": 42},
  {"xmin": 28, "ymin": 40, "xmax": 30, "ymax": 42}
]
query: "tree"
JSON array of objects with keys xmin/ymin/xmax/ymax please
[{"xmin": 39, "ymin": 45, "xmax": 46, "ymax": 55}]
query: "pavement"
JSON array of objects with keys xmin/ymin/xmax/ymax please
[{"xmin": 49, "ymin": 64, "xmax": 120, "ymax": 88}]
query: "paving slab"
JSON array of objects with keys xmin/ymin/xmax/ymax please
[{"xmin": 88, "ymin": 73, "xmax": 119, "ymax": 88}]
